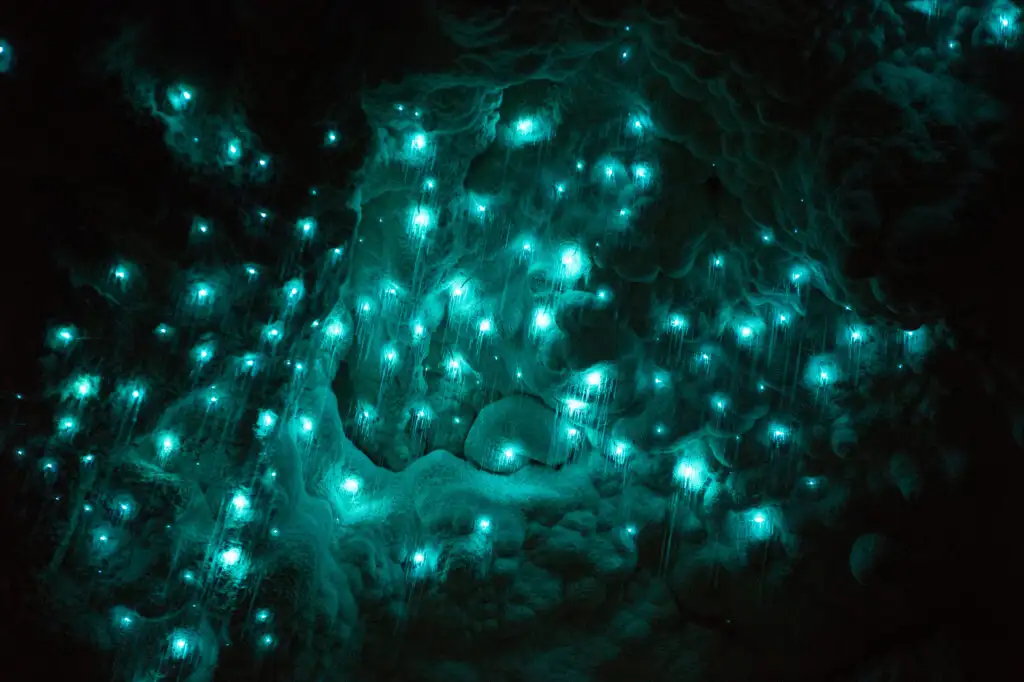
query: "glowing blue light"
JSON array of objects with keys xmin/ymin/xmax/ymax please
[
  {"xmin": 67, "ymin": 375, "xmax": 99, "ymax": 401},
  {"xmin": 733, "ymin": 317, "xmax": 765, "ymax": 347},
  {"xmin": 50, "ymin": 325, "xmax": 78, "ymax": 349},
  {"xmin": 632, "ymin": 163, "xmax": 653, "ymax": 189},
  {"xmin": 507, "ymin": 116, "xmax": 550, "ymax": 146},
  {"xmin": 110, "ymin": 262, "xmax": 131, "ymax": 285},
  {"xmin": 56, "ymin": 415, "xmax": 79, "ymax": 436},
  {"xmin": 408, "ymin": 206, "xmax": 434, "ymax": 237},
  {"xmin": 283, "ymin": 278, "xmax": 305, "ymax": 305},
  {"xmin": 804, "ymin": 354, "xmax": 842, "ymax": 389},
  {"xmin": 769, "ymin": 423, "xmax": 790, "ymax": 445},
  {"xmin": 408, "ymin": 133, "xmax": 428, "ymax": 152},
  {"xmin": 154, "ymin": 323, "xmax": 174, "ymax": 338},
  {"xmin": 224, "ymin": 137, "xmax": 243, "ymax": 164},
  {"xmin": 710, "ymin": 393, "xmax": 729, "ymax": 413},
  {"xmin": 626, "ymin": 113, "xmax": 645, "ymax": 134},
  {"xmin": 192, "ymin": 340, "xmax": 215, "ymax": 366},
  {"xmin": 558, "ymin": 245, "xmax": 587, "ymax": 279},
  {"xmin": 297, "ymin": 217, "xmax": 317, "ymax": 238},
  {"xmin": 325, "ymin": 130, "xmax": 338, "ymax": 145},
  {"xmin": 112, "ymin": 607, "xmax": 138, "ymax": 634},
  {"xmin": 423, "ymin": 177, "xmax": 436, "ymax": 191},
  {"xmin": 231, "ymin": 493, "xmax": 249, "ymax": 513},
  {"xmin": 262, "ymin": 322, "xmax": 284, "ymax": 345},
  {"xmin": 219, "ymin": 546, "xmax": 243, "ymax": 567},
  {"xmin": 155, "ymin": 431, "xmax": 179, "ymax": 459},
  {"xmin": 341, "ymin": 477, "xmax": 361, "ymax": 494},
  {"xmin": 189, "ymin": 281, "xmax": 215, "ymax": 308},
  {"xmin": 532, "ymin": 307, "xmax": 553, "ymax": 330},
  {"xmin": 667, "ymin": 313, "xmax": 687, "ymax": 332},
  {"xmin": 167, "ymin": 629, "xmax": 197, "ymax": 660},
  {"xmin": 674, "ymin": 459, "xmax": 705, "ymax": 491},
  {"xmin": 111, "ymin": 494, "xmax": 137, "ymax": 521},
  {"xmin": 0, "ymin": 41, "xmax": 11, "ymax": 74},
  {"xmin": 255, "ymin": 410, "xmax": 277, "ymax": 438},
  {"xmin": 323, "ymin": 319, "xmax": 346, "ymax": 344},
  {"xmin": 167, "ymin": 84, "xmax": 193, "ymax": 111},
  {"xmin": 745, "ymin": 508, "xmax": 775, "ymax": 541},
  {"xmin": 477, "ymin": 517, "xmax": 491, "ymax": 531},
  {"xmin": 789, "ymin": 264, "xmax": 809, "ymax": 285}
]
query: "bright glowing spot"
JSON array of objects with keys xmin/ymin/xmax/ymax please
[
  {"xmin": 409, "ymin": 133, "xmax": 427, "ymax": 151},
  {"xmin": 558, "ymin": 245, "xmax": 587, "ymax": 279},
  {"xmin": 632, "ymin": 163, "xmax": 652, "ymax": 188},
  {"xmin": 224, "ymin": 138, "xmax": 243, "ymax": 163},
  {"xmin": 585, "ymin": 370, "xmax": 603, "ymax": 387},
  {"xmin": 674, "ymin": 460, "xmax": 705, "ymax": 490},
  {"xmin": 220, "ymin": 547, "xmax": 241, "ymax": 566},
  {"xmin": 804, "ymin": 354, "xmax": 841, "ymax": 389},
  {"xmin": 478, "ymin": 517, "xmax": 491, "ymax": 531},
  {"xmin": 408, "ymin": 207, "xmax": 434, "ymax": 237},
  {"xmin": 769, "ymin": 424, "xmax": 790, "ymax": 444},
  {"xmin": 563, "ymin": 398, "xmax": 587, "ymax": 412},
  {"xmin": 533, "ymin": 308, "xmax": 552, "ymax": 330},
  {"xmin": 169, "ymin": 630, "xmax": 194, "ymax": 659},
  {"xmin": 342, "ymin": 477, "xmax": 360, "ymax": 494},
  {"xmin": 52, "ymin": 325, "xmax": 77, "ymax": 347},
  {"xmin": 478, "ymin": 318, "xmax": 493, "ymax": 334},
  {"xmin": 297, "ymin": 217, "xmax": 316, "ymax": 238},
  {"xmin": 710, "ymin": 393, "xmax": 729, "ymax": 412},
  {"xmin": 255, "ymin": 409, "xmax": 278, "ymax": 438}
]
